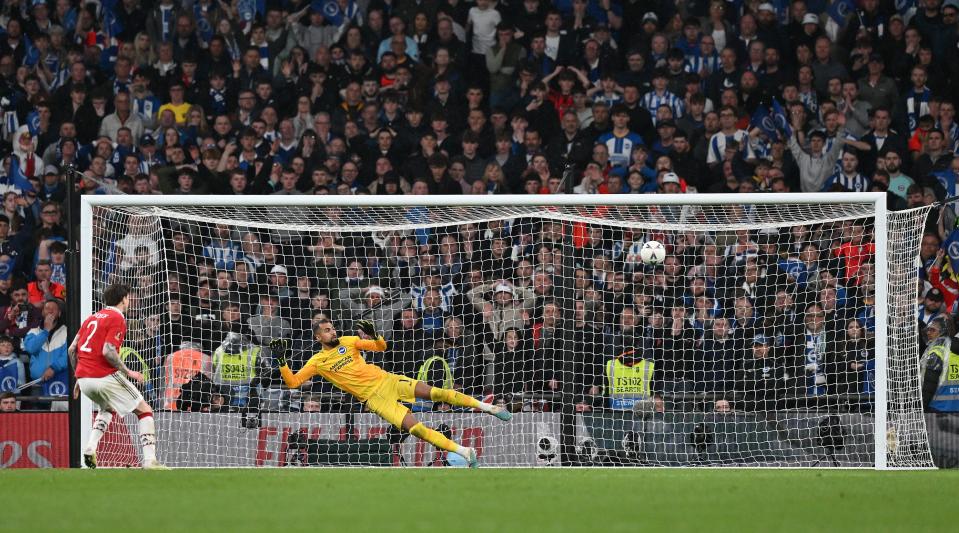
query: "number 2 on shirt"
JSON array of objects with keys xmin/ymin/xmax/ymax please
[{"xmin": 78, "ymin": 320, "xmax": 98, "ymax": 353}]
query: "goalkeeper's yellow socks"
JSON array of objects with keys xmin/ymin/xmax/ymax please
[
  {"xmin": 409, "ymin": 422, "xmax": 459, "ymax": 453},
  {"xmin": 409, "ymin": 422, "xmax": 479, "ymax": 467},
  {"xmin": 429, "ymin": 387, "xmax": 494, "ymax": 412}
]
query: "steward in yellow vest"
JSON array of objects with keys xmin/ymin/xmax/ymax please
[
  {"xmin": 921, "ymin": 337, "xmax": 959, "ymax": 412},
  {"xmin": 605, "ymin": 350, "xmax": 654, "ymax": 410}
]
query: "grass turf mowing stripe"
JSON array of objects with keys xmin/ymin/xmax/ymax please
[{"xmin": 4, "ymin": 469, "xmax": 957, "ymax": 533}]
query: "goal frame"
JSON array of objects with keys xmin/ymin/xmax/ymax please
[{"xmin": 79, "ymin": 192, "xmax": 912, "ymax": 469}]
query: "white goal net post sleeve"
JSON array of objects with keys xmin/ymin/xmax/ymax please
[{"xmin": 79, "ymin": 193, "xmax": 935, "ymax": 469}]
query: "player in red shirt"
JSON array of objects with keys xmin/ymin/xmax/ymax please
[{"xmin": 68, "ymin": 283, "xmax": 166, "ymax": 469}]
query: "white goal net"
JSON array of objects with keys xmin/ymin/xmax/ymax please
[{"xmin": 80, "ymin": 194, "xmax": 935, "ymax": 468}]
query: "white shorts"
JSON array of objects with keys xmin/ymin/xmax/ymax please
[{"xmin": 78, "ymin": 373, "xmax": 145, "ymax": 415}]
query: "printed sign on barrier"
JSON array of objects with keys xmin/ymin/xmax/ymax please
[{"xmin": 0, "ymin": 413, "xmax": 70, "ymax": 468}]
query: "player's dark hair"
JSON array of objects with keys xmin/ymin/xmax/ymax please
[
  {"xmin": 103, "ymin": 283, "xmax": 131, "ymax": 306},
  {"xmin": 312, "ymin": 318, "xmax": 333, "ymax": 337}
]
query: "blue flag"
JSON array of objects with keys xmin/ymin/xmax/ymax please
[
  {"xmin": 772, "ymin": 0, "xmax": 790, "ymax": 25},
  {"xmin": 827, "ymin": 0, "xmax": 856, "ymax": 27},
  {"xmin": 0, "ymin": 358, "xmax": 21, "ymax": 392},
  {"xmin": 238, "ymin": 0, "xmax": 256, "ymax": 22},
  {"xmin": 237, "ymin": 0, "xmax": 266, "ymax": 23},
  {"xmin": 61, "ymin": 7, "xmax": 78, "ymax": 32},
  {"xmin": 26, "ymin": 111, "xmax": 40, "ymax": 137},
  {"xmin": 772, "ymin": 99, "xmax": 792, "ymax": 139},
  {"xmin": 103, "ymin": 0, "xmax": 124, "ymax": 37},
  {"xmin": 41, "ymin": 368, "xmax": 69, "ymax": 397},
  {"xmin": 0, "ymin": 257, "xmax": 11, "ymax": 281},
  {"xmin": 314, "ymin": 0, "xmax": 355, "ymax": 26},
  {"xmin": 101, "ymin": 239, "xmax": 117, "ymax": 284},
  {"xmin": 23, "ymin": 33, "xmax": 39, "ymax": 68},
  {"xmin": 111, "ymin": 144, "xmax": 134, "ymax": 167},
  {"xmin": 933, "ymin": 170, "xmax": 957, "ymax": 198},
  {"xmin": 99, "ymin": 36, "xmax": 119, "ymax": 71},
  {"xmin": 945, "ymin": 227, "xmax": 959, "ymax": 275},
  {"xmin": 752, "ymin": 105, "xmax": 779, "ymax": 141},
  {"xmin": 894, "ymin": 0, "xmax": 915, "ymax": 16},
  {"xmin": 194, "ymin": 3, "xmax": 215, "ymax": 45},
  {"xmin": 43, "ymin": 52, "xmax": 59, "ymax": 75},
  {"xmin": 778, "ymin": 258, "xmax": 809, "ymax": 286},
  {"xmin": 7, "ymin": 157, "xmax": 34, "ymax": 194}
]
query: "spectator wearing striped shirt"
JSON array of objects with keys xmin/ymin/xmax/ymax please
[
  {"xmin": 685, "ymin": 35, "xmax": 721, "ymax": 79},
  {"xmin": 905, "ymin": 65, "xmax": 932, "ymax": 134},
  {"xmin": 596, "ymin": 104, "xmax": 645, "ymax": 169},
  {"xmin": 642, "ymin": 70, "xmax": 685, "ymax": 125},
  {"xmin": 707, "ymin": 105, "xmax": 749, "ymax": 167},
  {"xmin": 823, "ymin": 150, "xmax": 871, "ymax": 192},
  {"xmin": 130, "ymin": 69, "xmax": 161, "ymax": 130},
  {"xmin": 797, "ymin": 65, "xmax": 819, "ymax": 115},
  {"xmin": 411, "ymin": 267, "xmax": 458, "ymax": 315},
  {"xmin": 936, "ymin": 101, "xmax": 959, "ymax": 151},
  {"xmin": 202, "ymin": 224, "xmax": 243, "ymax": 271},
  {"xmin": 588, "ymin": 72, "xmax": 624, "ymax": 108}
]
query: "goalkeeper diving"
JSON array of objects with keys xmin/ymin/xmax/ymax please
[{"xmin": 271, "ymin": 318, "xmax": 511, "ymax": 467}]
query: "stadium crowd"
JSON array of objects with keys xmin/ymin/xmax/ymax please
[{"xmin": 1, "ymin": 0, "xmax": 958, "ymax": 414}]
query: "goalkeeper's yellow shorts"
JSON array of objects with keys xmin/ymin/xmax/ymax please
[{"xmin": 363, "ymin": 373, "xmax": 418, "ymax": 429}]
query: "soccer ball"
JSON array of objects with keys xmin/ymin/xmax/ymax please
[{"xmin": 639, "ymin": 240, "xmax": 667, "ymax": 265}]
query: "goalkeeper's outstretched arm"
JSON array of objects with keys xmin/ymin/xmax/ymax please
[{"xmin": 270, "ymin": 339, "xmax": 316, "ymax": 389}]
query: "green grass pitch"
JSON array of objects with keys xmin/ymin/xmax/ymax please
[{"xmin": 5, "ymin": 469, "xmax": 958, "ymax": 532}]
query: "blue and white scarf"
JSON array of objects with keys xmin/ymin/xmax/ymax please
[{"xmin": 804, "ymin": 330, "xmax": 827, "ymax": 396}]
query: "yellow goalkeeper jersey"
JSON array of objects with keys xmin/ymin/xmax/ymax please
[{"xmin": 280, "ymin": 336, "xmax": 388, "ymax": 401}]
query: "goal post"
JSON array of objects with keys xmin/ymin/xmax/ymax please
[
  {"xmin": 78, "ymin": 193, "xmax": 935, "ymax": 469},
  {"xmin": 874, "ymin": 201, "xmax": 888, "ymax": 470}
]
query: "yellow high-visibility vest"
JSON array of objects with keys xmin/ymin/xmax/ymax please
[
  {"xmin": 213, "ymin": 346, "xmax": 260, "ymax": 384},
  {"xmin": 605, "ymin": 356, "xmax": 654, "ymax": 410}
]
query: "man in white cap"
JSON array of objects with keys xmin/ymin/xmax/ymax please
[
  {"xmin": 466, "ymin": 279, "xmax": 535, "ymax": 341},
  {"xmin": 802, "ymin": 13, "xmax": 820, "ymax": 27},
  {"xmin": 756, "ymin": 3, "xmax": 786, "ymax": 57},
  {"xmin": 642, "ymin": 12, "xmax": 658, "ymax": 30},
  {"xmin": 795, "ymin": 13, "xmax": 824, "ymax": 52},
  {"xmin": 660, "ymin": 171, "xmax": 683, "ymax": 194},
  {"xmin": 269, "ymin": 264, "xmax": 292, "ymax": 301}
]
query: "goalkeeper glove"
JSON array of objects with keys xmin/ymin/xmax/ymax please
[
  {"xmin": 356, "ymin": 319, "xmax": 378, "ymax": 339},
  {"xmin": 269, "ymin": 338, "xmax": 288, "ymax": 367}
]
